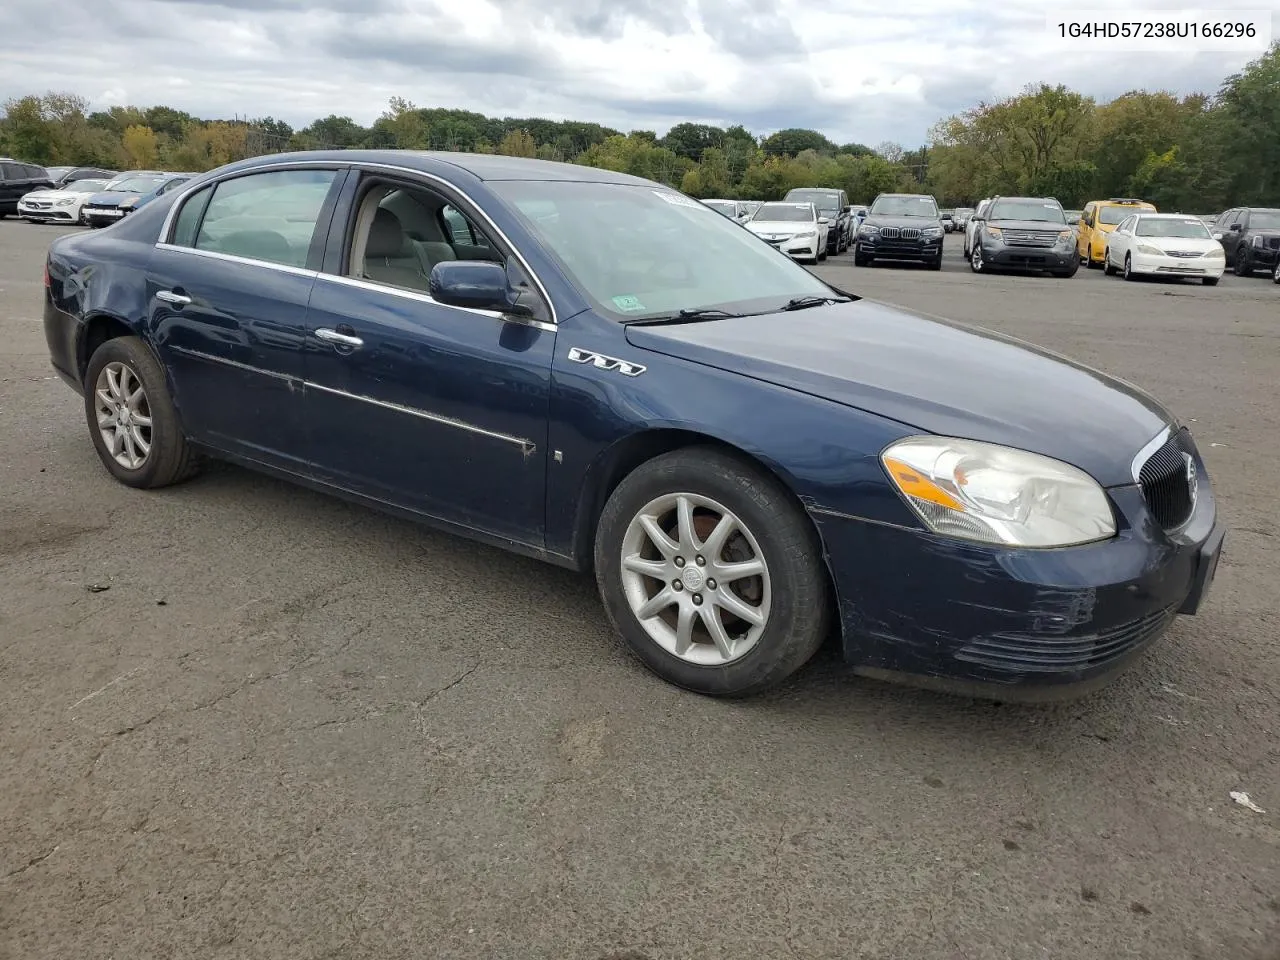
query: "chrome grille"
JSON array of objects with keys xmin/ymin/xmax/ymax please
[
  {"xmin": 1138, "ymin": 428, "xmax": 1197, "ymax": 531},
  {"xmin": 1003, "ymin": 230, "xmax": 1058, "ymax": 247},
  {"xmin": 878, "ymin": 226, "xmax": 920, "ymax": 240}
]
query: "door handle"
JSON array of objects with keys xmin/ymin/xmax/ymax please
[
  {"xmin": 155, "ymin": 289, "xmax": 191, "ymax": 306},
  {"xmin": 315, "ymin": 328, "xmax": 364, "ymax": 348}
]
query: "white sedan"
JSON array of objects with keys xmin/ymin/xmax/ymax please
[
  {"xmin": 17, "ymin": 179, "xmax": 111, "ymax": 225},
  {"xmin": 744, "ymin": 201, "xmax": 830, "ymax": 264},
  {"xmin": 1104, "ymin": 212, "xmax": 1226, "ymax": 285}
]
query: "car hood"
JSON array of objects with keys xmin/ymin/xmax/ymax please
[
  {"xmin": 20, "ymin": 189, "xmax": 79, "ymax": 202},
  {"xmin": 623, "ymin": 300, "xmax": 1171, "ymax": 486},
  {"xmin": 1134, "ymin": 236, "xmax": 1222, "ymax": 253},
  {"xmin": 862, "ymin": 216, "xmax": 940, "ymax": 229},
  {"xmin": 747, "ymin": 220, "xmax": 817, "ymax": 233},
  {"xmin": 84, "ymin": 190, "xmax": 135, "ymax": 206}
]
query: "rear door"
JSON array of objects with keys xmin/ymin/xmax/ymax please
[
  {"xmin": 0, "ymin": 161, "xmax": 23, "ymax": 208},
  {"xmin": 147, "ymin": 165, "xmax": 347, "ymax": 467},
  {"xmin": 300, "ymin": 168, "xmax": 556, "ymax": 545}
]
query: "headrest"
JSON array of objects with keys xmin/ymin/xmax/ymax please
[{"xmin": 366, "ymin": 207, "xmax": 407, "ymax": 259}]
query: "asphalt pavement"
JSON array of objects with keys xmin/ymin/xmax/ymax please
[{"xmin": 2, "ymin": 221, "xmax": 1278, "ymax": 960}]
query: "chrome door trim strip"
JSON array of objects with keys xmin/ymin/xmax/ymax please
[
  {"xmin": 168, "ymin": 345, "xmax": 298, "ymax": 383},
  {"xmin": 154, "ymin": 157, "xmax": 560, "ymax": 325},
  {"xmin": 167, "ymin": 345, "xmax": 535, "ymax": 453},
  {"xmin": 304, "ymin": 380, "xmax": 535, "ymax": 453}
]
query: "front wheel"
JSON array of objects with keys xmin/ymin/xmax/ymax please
[
  {"xmin": 1203, "ymin": 277, "xmax": 1220, "ymax": 286},
  {"xmin": 970, "ymin": 246, "xmax": 986, "ymax": 273},
  {"xmin": 1273, "ymin": 261, "xmax": 1280, "ymax": 284},
  {"xmin": 853, "ymin": 244, "xmax": 871, "ymax": 267},
  {"xmin": 1103, "ymin": 250, "xmax": 1116, "ymax": 276},
  {"xmin": 927, "ymin": 255, "xmax": 942, "ymax": 271},
  {"xmin": 1123, "ymin": 254, "xmax": 1137, "ymax": 281},
  {"xmin": 594, "ymin": 447, "xmax": 831, "ymax": 697},
  {"xmin": 1234, "ymin": 252, "xmax": 1252, "ymax": 276},
  {"xmin": 84, "ymin": 335, "xmax": 200, "ymax": 489}
]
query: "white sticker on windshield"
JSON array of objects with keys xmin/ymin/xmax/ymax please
[{"xmin": 653, "ymin": 190, "xmax": 702, "ymax": 209}]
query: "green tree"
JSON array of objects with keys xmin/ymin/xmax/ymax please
[
  {"xmin": 121, "ymin": 124, "xmax": 159, "ymax": 168},
  {"xmin": 497, "ymin": 128, "xmax": 537, "ymax": 157},
  {"xmin": 761, "ymin": 128, "xmax": 836, "ymax": 157}
]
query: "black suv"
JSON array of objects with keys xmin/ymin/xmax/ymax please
[
  {"xmin": 968, "ymin": 196, "xmax": 1077, "ymax": 278},
  {"xmin": 44, "ymin": 166, "xmax": 119, "ymax": 189},
  {"xmin": 1211, "ymin": 207, "xmax": 1280, "ymax": 277},
  {"xmin": 783, "ymin": 187, "xmax": 853, "ymax": 255},
  {"xmin": 853, "ymin": 193, "xmax": 945, "ymax": 269},
  {"xmin": 0, "ymin": 158, "xmax": 55, "ymax": 216}
]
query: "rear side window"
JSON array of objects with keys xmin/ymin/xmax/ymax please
[
  {"xmin": 0, "ymin": 162, "xmax": 21, "ymax": 180},
  {"xmin": 25, "ymin": 165, "xmax": 46, "ymax": 179},
  {"xmin": 171, "ymin": 185, "xmax": 212, "ymax": 247},
  {"xmin": 181, "ymin": 169, "xmax": 338, "ymax": 268}
]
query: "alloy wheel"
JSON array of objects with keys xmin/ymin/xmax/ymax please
[
  {"xmin": 970, "ymin": 247, "xmax": 984, "ymax": 273},
  {"xmin": 94, "ymin": 361, "xmax": 152, "ymax": 469},
  {"xmin": 619, "ymin": 492, "xmax": 772, "ymax": 666}
]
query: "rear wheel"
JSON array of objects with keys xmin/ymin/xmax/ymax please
[
  {"xmin": 1103, "ymin": 249, "xmax": 1116, "ymax": 276},
  {"xmin": 594, "ymin": 447, "xmax": 830, "ymax": 697},
  {"xmin": 83, "ymin": 336, "xmax": 200, "ymax": 489}
]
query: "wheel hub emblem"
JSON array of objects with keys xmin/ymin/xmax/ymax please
[{"xmin": 681, "ymin": 567, "xmax": 705, "ymax": 592}]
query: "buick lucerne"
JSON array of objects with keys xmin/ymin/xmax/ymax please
[{"xmin": 42, "ymin": 152, "xmax": 1226, "ymax": 698}]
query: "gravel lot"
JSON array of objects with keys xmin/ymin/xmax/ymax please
[{"xmin": 2, "ymin": 220, "xmax": 1278, "ymax": 960}]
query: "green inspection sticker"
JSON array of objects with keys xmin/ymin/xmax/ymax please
[{"xmin": 611, "ymin": 295, "xmax": 646, "ymax": 312}]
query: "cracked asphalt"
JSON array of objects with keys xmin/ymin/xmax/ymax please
[{"xmin": 2, "ymin": 221, "xmax": 1278, "ymax": 960}]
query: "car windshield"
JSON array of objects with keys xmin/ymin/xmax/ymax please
[
  {"xmin": 1249, "ymin": 211, "xmax": 1280, "ymax": 229},
  {"xmin": 752, "ymin": 203, "xmax": 814, "ymax": 222},
  {"xmin": 490, "ymin": 181, "xmax": 836, "ymax": 320},
  {"xmin": 954, "ymin": 208, "xmax": 974, "ymax": 216},
  {"xmin": 66, "ymin": 180, "xmax": 108, "ymax": 193},
  {"xmin": 989, "ymin": 199, "xmax": 1066, "ymax": 223},
  {"xmin": 105, "ymin": 175, "xmax": 165, "ymax": 193},
  {"xmin": 869, "ymin": 196, "xmax": 938, "ymax": 217},
  {"xmin": 1136, "ymin": 218, "xmax": 1212, "ymax": 239},
  {"xmin": 1099, "ymin": 205, "xmax": 1145, "ymax": 225},
  {"xmin": 789, "ymin": 193, "xmax": 839, "ymax": 216}
]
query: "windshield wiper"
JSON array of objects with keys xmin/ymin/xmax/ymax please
[
  {"xmin": 778, "ymin": 295, "xmax": 852, "ymax": 312},
  {"xmin": 621, "ymin": 308, "xmax": 744, "ymax": 326}
]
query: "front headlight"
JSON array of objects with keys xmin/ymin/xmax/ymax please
[
  {"xmin": 1202, "ymin": 248, "xmax": 1225, "ymax": 258},
  {"xmin": 881, "ymin": 436, "xmax": 1116, "ymax": 548},
  {"xmin": 55, "ymin": 198, "xmax": 74, "ymax": 206},
  {"xmin": 985, "ymin": 225, "xmax": 1003, "ymax": 238},
  {"xmin": 1057, "ymin": 230, "xmax": 1072, "ymax": 242},
  {"xmin": 921, "ymin": 226, "xmax": 943, "ymax": 237},
  {"xmin": 797, "ymin": 229, "xmax": 817, "ymax": 239},
  {"xmin": 859, "ymin": 225, "xmax": 879, "ymax": 237},
  {"xmin": 1136, "ymin": 243, "xmax": 1164, "ymax": 256}
]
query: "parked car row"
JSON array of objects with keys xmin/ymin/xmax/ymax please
[
  {"xmin": 7, "ymin": 165, "xmax": 199, "ymax": 227},
  {"xmin": 1, "ymin": 159, "xmax": 119, "ymax": 217}
]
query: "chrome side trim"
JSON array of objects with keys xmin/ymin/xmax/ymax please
[
  {"xmin": 154, "ymin": 157, "xmax": 559, "ymax": 325},
  {"xmin": 304, "ymin": 380, "xmax": 535, "ymax": 453},
  {"xmin": 168, "ymin": 345, "xmax": 535, "ymax": 453},
  {"xmin": 169, "ymin": 346, "xmax": 297, "ymax": 383},
  {"xmin": 316, "ymin": 273, "xmax": 558, "ymax": 333},
  {"xmin": 154, "ymin": 242, "xmax": 320, "ymax": 279},
  {"xmin": 1130, "ymin": 425, "xmax": 1173, "ymax": 482}
]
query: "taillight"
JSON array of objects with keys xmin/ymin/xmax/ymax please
[{"xmin": 43, "ymin": 261, "xmax": 50, "ymax": 288}]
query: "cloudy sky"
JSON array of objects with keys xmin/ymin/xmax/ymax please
[{"xmin": 1, "ymin": 0, "xmax": 1274, "ymax": 146}]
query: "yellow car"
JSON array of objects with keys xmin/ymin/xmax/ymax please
[{"xmin": 1078, "ymin": 198, "xmax": 1157, "ymax": 268}]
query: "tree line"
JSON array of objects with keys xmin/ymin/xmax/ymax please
[{"xmin": 2, "ymin": 42, "xmax": 1275, "ymax": 212}]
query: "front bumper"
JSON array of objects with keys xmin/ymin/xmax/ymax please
[
  {"xmin": 759, "ymin": 234, "xmax": 821, "ymax": 259},
  {"xmin": 82, "ymin": 207, "xmax": 126, "ymax": 224},
  {"xmin": 981, "ymin": 240, "xmax": 1076, "ymax": 271},
  {"xmin": 857, "ymin": 236, "xmax": 943, "ymax": 262},
  {"xmin": 1244, "ymin": 243, "xmax": 1280, "ymax": 268},
  {"xmin": 18, "ymin": 204, "xmax": 77, "ymax": 222},
  {"xmin": 812, "ymin": 465, "xmax": 1223, "ymax": 699},
  {"xmin": 1131, "ymin": 252, "xmax": 1225, "ymax": 278}
]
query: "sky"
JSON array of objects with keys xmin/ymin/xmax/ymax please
[{"xmin": 0, "ymin": 0, "xmax": 1275, "ymax": 146}]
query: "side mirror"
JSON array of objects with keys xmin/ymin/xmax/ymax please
[
  {"xmin": 429, "ymin": 261, "xmax": 532, "ymax": 317},
  {"xmin": 1212, "ymin": 232, "xmax": 1223, "ymax": 241},
  {"xmin": 843, "ymin": 205, "xmax": 853, "ymax": 214},
  {"xmin": 818, "ymin": 216, "xmax": 830, "ymax": 224}
]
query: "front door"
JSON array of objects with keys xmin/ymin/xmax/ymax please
[
  {"xmin": 301, "ymin": 172, "xmax": 556, "ymax": 546},
  {"xmin": 147, "ymin": 166, "xmax": 345, "ymax": 467}
]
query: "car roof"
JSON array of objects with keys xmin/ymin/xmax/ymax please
[{"xmin": 208, "ymin": 150, "xmax": 657, "ymax": 186}]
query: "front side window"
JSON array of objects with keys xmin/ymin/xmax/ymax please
[
  {"xmin": 183, "ymin": 169, "xmax": 337, "ymax": 267},
  {"xmin": 491, "ymin": 180, "xmax": 836, "ymax": 321}
]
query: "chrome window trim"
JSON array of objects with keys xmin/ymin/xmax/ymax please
[
  {"xmin": 1130, "ymin": 425, "xmax": 1174, "ymax": 482},
  {"xmin": 155, "ymin": 242, "xmax": 319, "ymax": 279},
  {"xmin": 154, "ymin": 157, "xmax": 559, "ymax": 326},
  {"xmin": 317, "ymin": 273, "xmax": 557, "ymax": 333},
  {"xmin": 169, "ymin": 346, "xmax": 535, "ymax": 453}
]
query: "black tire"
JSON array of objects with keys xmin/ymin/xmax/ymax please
[
  {"xmin": 1123, "ymin": 254, "xmax": 1137, "ymax": 281},
  {"xmin": 1053, "ymin": 260, "xmax": 1079, "ymax": 278},
  {"xmin": 1233, "ymin": 252, "xmax": 1251, "ymax": 277},
  {"xmin": 927, "ymin": 255, "xmax": 942, "ymax": 271},
  {"xmin": 970, "ymin": 246, "xmax": 986, "ymax": 273},
  {"xmin": 1102, "ymin": 250, "xmax": 1116, "ymax": 276},
  {"xmin": 1203, "ymin": 277, "xmax": 1220, "ymax": 286},
  {"xmin": 1273, "ymin": 261, "xmax": 1280, "ymax": 284},
  {"xmin": 853, "ymin": 245, "xmax": 871, "ymax": 267},
  {"xmin": 594, "ymin": 447, "xmax": 831, "ymax": 697},
  {"xmin": 83, "ymin": 335, "xmax": 200, "ymax": 489}
]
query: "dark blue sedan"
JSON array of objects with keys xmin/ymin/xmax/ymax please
[{"xmin": 40, "ymin": 151, "xmax": 1226, "ymax": 698}]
